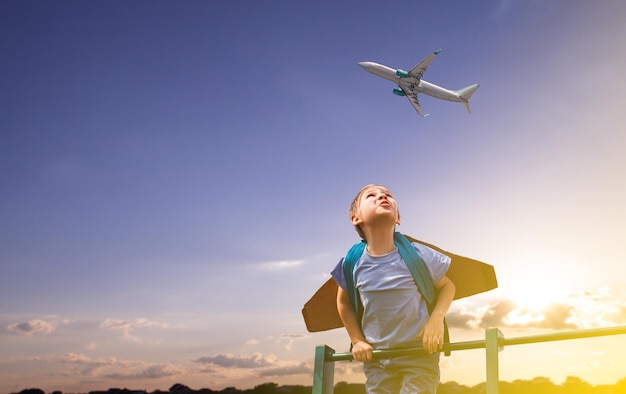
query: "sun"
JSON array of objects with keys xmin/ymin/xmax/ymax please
[
  {"xmin": 501, "ymin": 252, "xmax": 574, "ymax": 313},
  {"xmin": 515, "ymin": 279, "xmax": 565, "ymax": 311}
]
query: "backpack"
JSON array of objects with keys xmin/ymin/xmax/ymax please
[{"xmin": 342, "ymin": 231, "xmax": 450, "ymax": 355}]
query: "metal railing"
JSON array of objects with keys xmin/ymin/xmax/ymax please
[{"xmin": 312, "ymin": 325, "xmax": 626, "ymax": 394}]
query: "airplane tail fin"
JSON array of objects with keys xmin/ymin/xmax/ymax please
[{"xmin": 455, "ymin": 84, "xmax": 480, "ymax": 114}]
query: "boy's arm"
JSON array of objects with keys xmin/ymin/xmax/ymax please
[
  {"xmin": 336, "ymin": 286, "xmax": 373, "ymax": 362},
  {"xmin": 418, "ymin": 275, "xmax": 456, "ymax": 354}
]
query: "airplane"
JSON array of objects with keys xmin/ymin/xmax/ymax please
[{"xmin": 358, "ymin": 49, "xmax": 479, "ymax": 117}]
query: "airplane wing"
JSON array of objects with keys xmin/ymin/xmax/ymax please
[
  {"xmin": 403, "ymin": 89, "xmax": 427, "ymax": 117},
  {"xmin": 398, "ymin": 49, "xmax": 441, "ymax": 116},
  {"xmin": 408, "ymin": 48, "xmax": 442, "ymax": 80}
]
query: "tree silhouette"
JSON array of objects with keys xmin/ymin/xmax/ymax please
[
  {"xmin": 615, "ymin": 377, "xmax": 626, "ymax": 393},
  {"xmin": 437, "ymin": 381, "xmax": 472, "ymax": 393},
  {"xmin": 333, "ymin": 381, "xmax": 365, "ymax": 394},
  {"xmin": 247, "ymin": 383, "xmax": 278, "ymax": 394},
  {"xmin": 13, "ymin": 375, "xmax": 626, "ymax": 394},
  {"xmin": 562, "ymin": 376, "xmax": 594, "ymax": 394}
]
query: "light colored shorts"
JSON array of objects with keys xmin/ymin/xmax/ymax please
[{"xmin": 363, "ymin": 352, "xmax": 440, "ymax": 394}]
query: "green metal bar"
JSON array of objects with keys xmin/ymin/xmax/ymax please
[
  {"xmin": 326, "ymin": 325, "xmax": 626, "ymax": 362},
  {"xmin": 485, "ymin": 328, "xmax": 503, "ymax": 394},
  {"xmin": 502, "ymin": 325, "xmax": 626, "ymax": 346},
  {"xmin": 326, "ymin": 338, "xmax": 487, "ymax": 362},
  {"xmin": 312, "ymin": 345, "xmax": 335, "ymax": 394}
]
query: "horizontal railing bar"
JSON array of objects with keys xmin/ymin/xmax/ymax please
[
  {"xmin": 327, "ymin": 339, "xmax": 487, "ymax": 362},
  {"xmin": 502, "ymin": 325, "xmax": 626, "ymax": 346},
  {"xmin": 325, "ymin": 325, "xmax": 626, "ymax": 362}
]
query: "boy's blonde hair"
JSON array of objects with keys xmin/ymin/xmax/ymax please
[{"xmin": 349, "ymin": 184, "xmax": 399, "ymax": 241}]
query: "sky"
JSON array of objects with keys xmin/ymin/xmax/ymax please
[{"xmin": 1, "ymin": 0, "xmax": 626, "ymax": 392}]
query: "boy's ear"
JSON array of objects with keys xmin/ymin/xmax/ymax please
[
  {"xmin": 396, "ymin": 213, "xmax": 401, "ymax": 225},
  {"xmin": 351, "ymin": 214, "xmax": 363, "ymax": 226}
]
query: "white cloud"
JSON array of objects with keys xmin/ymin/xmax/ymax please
[
  {"xmin": 276, "ymin": 333, "xmax": 308, "ymax": 351},
  {"xmin": 57, "ymin": 353, "xmax": 186, "ymax": 380},
  {"xmin": 193, "ymin": 353, "xmax": 274, "ymax": 368},
  {"xmin": 6, "ymin": 319, "xmax": 55, "ymax": 336},
  {"xmin": 192, "ymin": 352, "xmax": 313, "ymax": 381},
  {"xmin": 259, "ymin": 362, "xmax": 311, "ymax": 377},
  {"xmin": 99, "ymin": 318, "xmax": 168, "ymax": 342},
  {"xmin": 104, "ymin": 363, "xmax": 186, "ymax": 380},
  {"xmin": 447, "ymin": 287, "xmax": 626, "ymax": 331},
  {"xmin": 259, "ymin": 260, "xmax": 303, "ymax": 270}
]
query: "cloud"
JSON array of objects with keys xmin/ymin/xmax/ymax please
[
  {"xmin": 276, "ymin": 333, "xmax": 308, "ymax": 351},
  {"xmin": 334, "ymin": 362, "xmax": 365, "ymax": 378},
  {"xmin": 103, "ymin": 364, "xmax": 186, "ymax": 380},
  {"xmin": 258, "ymin": 260, "xmax": 303, "ymax": 270},
  {"xmin": 447, "ymin": 288, "xmax": 624, "ymax": 331},
  {"xmin": 448, "ymin": 300, "xmax": 576, "ymax": 330},
  {"xmin": 99, "ymin": 318, "xmax": 168, "ymax": 342},
  {"xmin": 616, "ymin": 304, "xmax": 626, "ymax": 324},
  {"xmin": 60, "ymin": 353, "xmax": 94, "ymax": 364},
  {"xmin": 279, "ymin": 333, "xmax": 307, "ymax": 339},
  {"xmin": 193, "ymin": 353, "xmax": 274, "ymax": 368},
  {"xmin": 446, "ymin": 300, "xmax": 517, "ymax": 330},
  {"xmin": 481, "ymin": 300, "xmax": 519, "ymax": 328},
  {"xmin": 249, "ymin": 334, "xmax": 309, "ymax": 352},
  {"xmin": 58, "ymin": 352, "xmax": 116, "ymax": 376},
  {"xmin": 58, "ymin": 353, "xmax": 186, "ymax": 380},
  {"xmin": 536, "ymin": 304, "xmax": 577, "ymax": 330},
  {"xmin": 6, "ymin": 319, "xmax": 55, "ymax": 336},
  {"xmin": 258, "ymin": 362, "xmax": 311, "ymax": 377},
  {"xmin": 193, "ymin": 352, "xmax": 313, "ymax": 380}
]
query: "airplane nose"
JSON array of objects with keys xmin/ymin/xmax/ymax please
[{"xmin": 358, "ymin": 62, "xmax": 369, "ymax": 69}]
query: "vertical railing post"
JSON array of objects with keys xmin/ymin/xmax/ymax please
[
  {"xmin": 312, "ymin": 345, "xmax": 336, "ymax": 394},
  {"xmin": 485, "ymin": 328, "xmax": 503, "ymax": 394}
]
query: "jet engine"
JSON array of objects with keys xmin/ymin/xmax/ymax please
[
  {"xmin": 392, "ymin": 87, "xmax": 405, "ymax": 96},
  {"xmin": 395, "ymin": 69, "xmax": 409, "ymax": 78}
]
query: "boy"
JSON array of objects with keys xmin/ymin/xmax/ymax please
[{"xmin": 331, "ymin": 184, "xmax": 456, "ymax": 394}]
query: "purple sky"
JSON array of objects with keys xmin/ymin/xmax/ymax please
[{"xmin": 2, "ymin": 0, "xmax": 626, "ymax": 392}]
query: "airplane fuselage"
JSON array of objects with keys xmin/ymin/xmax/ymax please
[{"xmin": 358, "ymin": 61, "xmax": 462, "ymax": 103}]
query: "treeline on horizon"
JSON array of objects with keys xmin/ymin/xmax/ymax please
[{"xmin": 13, "ymin": 376, "xmax": 626, "ymax": 394}]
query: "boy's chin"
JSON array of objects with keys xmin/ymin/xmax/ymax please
[{"xmin": 367, "ymin": 216, "xmax": 399, "ymax": 228}]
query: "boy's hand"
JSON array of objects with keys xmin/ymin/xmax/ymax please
[
  {"xmin": 418, "ymin": 315, "xmax": 445, "ymax": 354},
  {"xmin": 351, "ymin": 340, "xmax": 374, "ymax": 362}
]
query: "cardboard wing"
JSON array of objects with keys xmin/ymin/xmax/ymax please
[{"xmin": 302, "ymin": 236, "xmax": 497, "ymax": 332}]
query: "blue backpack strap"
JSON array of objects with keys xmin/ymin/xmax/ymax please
[
  {"xmin": 395, "ymin": 231, "xmax": 450, "ymax": 356},
  {"xmin": 343, "ymin": 240, "xmax": 366, "ymax": 317},
  {"xmin": 394, "ymin": 232, "xmax": 434, "ymax": 304}
]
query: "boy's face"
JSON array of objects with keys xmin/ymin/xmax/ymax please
[{"xmin": 351, "ymin": 185, "xmax": 400, "ymax": 228}]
